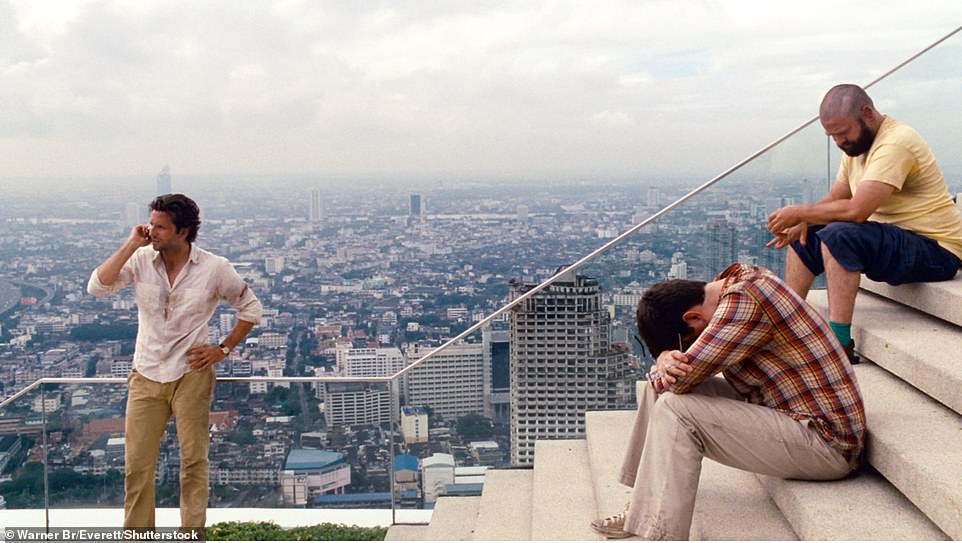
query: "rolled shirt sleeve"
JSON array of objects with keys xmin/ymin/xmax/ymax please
[
  {"xmin": 87, "ymin": 257, "xmax": 138, "ymax": 298},
  {"xmin": 216, "ymin": 260, "xmax": 263, "ymax": 324}
]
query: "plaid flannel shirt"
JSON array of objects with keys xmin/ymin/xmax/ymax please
[{"xmin": 669, "ymin": 264, "xmax": 866, "ymax": 468}]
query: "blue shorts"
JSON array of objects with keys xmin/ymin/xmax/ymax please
[{"xmin": 790, "ymin": 221, "xmax": 961, "ymax": 285}]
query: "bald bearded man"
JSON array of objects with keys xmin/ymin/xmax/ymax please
[{"xmin": 766, "ymin": 84, "xmax": 962, "ymax": 359}]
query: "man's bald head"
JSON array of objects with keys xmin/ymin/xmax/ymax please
[
  {"xmin": 820, "ymin": 84, "xmax": 875, "ymax": 120},
  {"xmin": 819, "ymin": 84, "xmax": 883, "ymax": 157}
]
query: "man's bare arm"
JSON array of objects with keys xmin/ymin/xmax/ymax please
[
  {"xmin": 186, "ymin": 319, "xmax": 256, "ymax": 371},
  {"xmin": 767, "ymin": 180, "xmax": 893, "ymax": 238}
]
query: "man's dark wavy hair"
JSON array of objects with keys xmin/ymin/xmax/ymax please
[
  {"xmin": 150, "ymin": 193, "xmax": 201, "ymax": 243},
  {"xmin": 635, "ymin": 279, "xmax": 706, "ymax": 357}
]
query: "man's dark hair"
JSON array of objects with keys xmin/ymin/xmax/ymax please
[
  {"xmin": 149, "ymin": 193, "xmax": 201, "ymax": 243},
  {"xmin": 635, "ymin": 279, "xmax": 706, "ymax": 357}
]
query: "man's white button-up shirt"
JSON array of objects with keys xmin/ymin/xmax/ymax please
[{"xmin": 88, "ymin": 245, "xmax": 263, "ymax": 383}]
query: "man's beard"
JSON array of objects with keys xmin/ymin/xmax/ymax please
[{"xmin": 840, "ymin": 117, "xmax": 875, "ymax": 157}]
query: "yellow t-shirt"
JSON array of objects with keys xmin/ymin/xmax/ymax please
[{"xmin": 838, "ymin": 116, "xmax": 962, "ymax": 260}]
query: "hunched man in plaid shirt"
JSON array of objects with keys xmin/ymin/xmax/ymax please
[{"xmin": 591, "ymin": 263, "xmax": 865, "ymax": 540}]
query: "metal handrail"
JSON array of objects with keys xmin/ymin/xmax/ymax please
[{"xmin": 0, "ymin": 375, "xmax": 395, "ymax": 409}]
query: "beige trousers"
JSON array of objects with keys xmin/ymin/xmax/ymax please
[
  {"xmin": 124, "ymin": 368, "xmax": 215, "ymax": 529},
  {"xmin": 619, "ymin": 376, "xmax": 851, "ymax": 540}
]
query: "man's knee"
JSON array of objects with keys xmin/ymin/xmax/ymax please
[
  {"xmin": 178, "ymin": 435, "xmax": 210, "ymax": 468},
  {"xmin": 817, "ymin": 222, "xmax": 870, "ymax": 273},
  {"xmin": 820, "ymin": 221, "xmax": 864, "ymax": 244},
  {"xmin": 125, "ymin": 453, "xmax": 160, "ymax": 477},
  {"xmin": 180, "ymin": 456, "xmax": 208, "ymax": 475},
  {"xmin": 651, "ymin": 392, "xmax": 693, "ymax": 426}
]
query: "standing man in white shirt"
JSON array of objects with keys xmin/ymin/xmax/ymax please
[{"xmin": 87, "ymin": 194, "xmax": 262, "ymax": 530}]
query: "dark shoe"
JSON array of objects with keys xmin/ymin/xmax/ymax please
[
  {"xmin": 590, "ymin": 504, "xmax": 634, "ymax": 539},
  {"xmin": 844, "ymin": 340, "xmax": 860, "ymax": 365}
]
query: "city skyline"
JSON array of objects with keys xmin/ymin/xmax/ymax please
[{"xmin": 1, "ymin": 2, "xmax": 960, "ymax": 182}]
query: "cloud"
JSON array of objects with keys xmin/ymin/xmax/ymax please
[
  {"xmin": 1, "ymin": 0, "xmax": 961, "ymax": 180},
  {"xmin": 590, "ymin": 110, "xmax": 634, "ymax": 128}
]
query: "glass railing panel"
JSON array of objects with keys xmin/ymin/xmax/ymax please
[
  {"xmin": 577, "ymin": 105, "xmax": 834, "ymax": 374},
  {"xmin": 209, "ymin": 377, "xmax": 395, "ymax": 512},
  {"xmin": 41, "ymin": 382, "xmax": 128, "ymax": 509},
  {"xmin": 0, "ymin": 379, "xmax": 400, "ymax": 517},
  {"xmin": 396, "ymin": 333, "xmax": 507, "ymax": 503},
  {"xmin": 0, "ymin": 384, "xmax": 64, "ymax": 510},
  {"xmin": 862, "ymin": 32, "xmax": 962, "ymax": 191}
]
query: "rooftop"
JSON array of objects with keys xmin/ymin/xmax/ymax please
[{"xmin": 283, "ymin": 449, "xmax": 344, "ymax": 471}]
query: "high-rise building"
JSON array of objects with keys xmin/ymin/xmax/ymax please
[
  {"xmin": 704, "ymin": 219, "xmax": 736, "ymax": 279},
  {"xmin": 482, "ymin": 323, "xmax": 511, "ymax": 425},
  {"xmin": 265, "ymin": 256, "xmax": 285, "ymax": 275},
  {"xmin": 319, "ymin": 382, "xmax": 395, "ymax": 430},
  {"xmin": 646, "ymin": 187, "xmax": 661, "ymax": 208},
  {"xmin": 156, "ymin": 165, "xmax": 172, "ymax": 195},
  {"xmin": 309, "ymin": 189, "xmax": 323, "ymax": 224},
  {"xmin": 755, "ymin": 226, "xmax": 786, "ymax": 278},
  {"xmin": 508, "ymin": 267, "xmax": 634, "ymax": 465},
  {"xmin": 410, "ymin": 194, "xmax": 422, "ymax": 216},
  {"xmin": 337, "ymin": 347, "xmax": 407, "ymax": 377},
  {"xmin": 403, "ymin": 342, "xmax": 484, "ymax": 422},
  {"xmin": 668, "ymin": 252, "xmax": 688, "ymax": 280}
]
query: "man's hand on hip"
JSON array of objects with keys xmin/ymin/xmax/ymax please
[{"xmin": 186, "ymin": 345, "xmax": 225, "ymax": 370}]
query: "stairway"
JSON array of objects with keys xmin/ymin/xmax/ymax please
[{"xmin": 386, "ymin": 278, "xmax": 961, "ymax": 540}]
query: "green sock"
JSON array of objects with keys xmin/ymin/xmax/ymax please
[{"xmin": 829, "ymin": 321, "xmax": 852, "ymax": 346}]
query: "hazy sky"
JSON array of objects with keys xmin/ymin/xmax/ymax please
[{"xmin": 1, "ymin": 1, "xmax": 961, "ymax": 182}]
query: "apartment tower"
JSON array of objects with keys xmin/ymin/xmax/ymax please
[
  {"xmin": 704, "ymin": 219, "xmax": 737, "ymax": 279},
  {"xmin": 404, "ymin": 342, "xmax": 484, "ymax": 422},
  {"xmin": 508, "ymin": 267, "xmax": 634, "ymax": 465},
  {"xmin": 309, "ymin": 189, "xmax": 323, "ymax": 224}
]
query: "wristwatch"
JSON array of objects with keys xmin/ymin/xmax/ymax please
[{"xmin": 218, "ymin": 343, "xmax": 231, "ymax": 356}]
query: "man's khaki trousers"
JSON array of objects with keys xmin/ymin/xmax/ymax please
[
  {"xmin": 619, "ymin": 377, "xmax": 851, "ymax": 540},
  {"xmin": 124, "ymin": 368, "xmax": 215, "ymax": 530}
]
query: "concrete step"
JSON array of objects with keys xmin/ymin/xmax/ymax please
[
  {"xmin": 585, "ymin": 410, "xmax": 635, "ymax": 518},
  {"xmin": 691, "ymin": 460, "xmax": 797, "ymax": 541},
  {"xmin": 587, "ymin": 402, "xmax": 796, "ymax": 540},
  {"xmin": 471, "ymin": 469, "xmax": 533, "ymax": 541},
  {"xmin": 425, "ymin": 496, "xmax": 481, "ymax": 541},
  {"xmin": 384, "ymin": 524, "xmax": 431, "ymax": 541},
  {"xmin": 758, "ymin": 469, "xmax": 947, "ymax": 540},
  {"xmin": 531, "ymin": 439, "xmax": 600, "ymax": 541},
  {"xmin": 807, "ymin": 290, "xmax": 962, "ymax": 414},
  {"xmin": 856, "ymin": 363, "xmax": 962, "ymax": 540},
  {"xmin": 860, "ymin": 275, "xmax": 962, "ymax": 328}
]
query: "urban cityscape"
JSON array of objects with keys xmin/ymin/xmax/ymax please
[{"xmin": 0, "ymin": 168, "xmax": 846, "ymax": 512}]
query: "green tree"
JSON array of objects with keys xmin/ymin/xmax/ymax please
[
  {"xmin": 455, "ymin": 413, "xmax": 494, "ymax": 440},
  {"xmin": 206, "ymin": 521, "xmax": 387, "ymax": 541}
]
